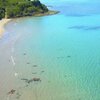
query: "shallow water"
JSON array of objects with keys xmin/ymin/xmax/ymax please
[{"xmin": 0, "ymin": 1, "xmax": 100, "ymax": 100}]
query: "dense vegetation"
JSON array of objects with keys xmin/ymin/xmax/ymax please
[{"xmin": 0, "ymin": 0, "xmax": 48, "ymax": 19}]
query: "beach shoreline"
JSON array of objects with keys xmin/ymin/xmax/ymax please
[
  {"xmin": 0, "ymin": 19, "xmax": 12, "ymax": 38},
  {"xmin": 0, "ymin": 10, "xmax": 58, "ymax": 37}
]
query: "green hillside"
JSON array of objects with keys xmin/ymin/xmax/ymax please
[{"xmin": 0, "ymin": 0, "xmax": 49, "ymax": 19}]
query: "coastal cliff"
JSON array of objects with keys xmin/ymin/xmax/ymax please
[{"xmin": 0, "ymin": 0, "xmax": 58, "ymax": 19}]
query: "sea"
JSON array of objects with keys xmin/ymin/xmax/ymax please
[{"xmin": 0, "ymin": 0, "xmax": 100, "ymax": 100}]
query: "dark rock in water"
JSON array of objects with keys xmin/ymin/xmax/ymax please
[
  {"xmin": 7, "ymin": 89, "xmax": 16, "ymax": 95},
  {"xmin": 64, "ymin": 75, "xmax": 67, "ymax": 77},
  {"xmin": 21, "ymin": 78, "xmax": 29, "ymax": 81},
  {"xmin": 48, "ymin": 81, "xmax": 51, "ymax": 83},
  {"xmin": 21, "ymin": 78, "xmax": 30, "ymax": 84},
  {"xmin": 27, "ymin": 79, "xmax": 33, "ymax": 84},
  {"xmin": 32, "ymin": 72, "xmax": 37, "ymax": 74},
  {"xmin": 67, "ymin": 56, "xmax": 71, "ymax": 58},
  {"xmin": 23, "ymin": 53, "xmax": 26, "ymax": 55},
  {"xmin": 21, "ymin": 77, "xmax": 41, "ymax": 84},
  {"xmin": 27, "ymin": 62, "xmax": 30, "ymax": 64},
  {"xmin": 32, "ymin": 78, "xmax": 41, "ymax": 82},
  {"xmin": 21, "ymin": 78, "xmax": 32, "ymax": 84},
  {"xmin": 41, "ymin": 71, "xmax": 45, "ymax": 73},
  {"xmin": 85, "ymin": 26, "xmax": 100, "ymax": 30},
  {"xmin": 27, "ymin": 78, "xmax": 41, "ymax": 83},
  {"xmin": 28, "ymin": 78, "xmax": 41, "ymax": 83},
  {"xmin": 33, "ymin": 65, "xmax": 38, "ymax": 67},
  {"xmin": 68, "ymin": 25, "xmax": 100, "ymax": 31},
  {"xmin": 57, "ymin": 57, "xmax": 60, "ymax": 59}
]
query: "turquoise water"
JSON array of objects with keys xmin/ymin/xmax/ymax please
[{"xmin": 0, "ymin": 1, "xmax": 100, "ymax": 100}]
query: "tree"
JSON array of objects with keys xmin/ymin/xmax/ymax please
[{"xmin": 0, "ymin": 0, "xmax": 48, "ymax": 19}]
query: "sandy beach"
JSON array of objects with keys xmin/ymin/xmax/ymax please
[{"xmin": 0, "ymin": 19, "xmax": 11, "ymax": 37}]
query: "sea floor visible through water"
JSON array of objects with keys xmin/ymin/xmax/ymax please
[{"xmin": 0, "ymin": 0, "xmax": 100, "ymax": 100}]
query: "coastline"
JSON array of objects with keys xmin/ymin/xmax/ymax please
[
  {"xmin": 0, "ymin": 19, "xmax": 11, "ymax": 37},
  {"xmin": 0, "ymin": 10, "xmax": 58, "ymax": 38},
  {"xmin": 32, "ymin": 10, "xmax": 59, "ymax": 17},
  {"xmin": 7, "ymin": 10, "xmax": 59, "ymax": 18}
]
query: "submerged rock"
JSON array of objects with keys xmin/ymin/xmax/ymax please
[
  {"xmin": 21, "ymin": 77, "xmax": 41, "ymax": 84},
  {"xmin": 67, "ymin": 56, "xmax": 71, "ymax": 58},
  {"xmin": 27, "ymin": 62, "xmax": 30, "ymax": 64},
  {"xmin": 41, "ymin": 71, "xmax": 45, "ymax": 74},
  {"xmin": 23, "ymin": 53, "xmax": 26, "ymax": 55},
  {"xmin": 32, "ymin": 72, "xmax": 37, "ymax": 74},
  {"xmin": 32, "ymin": 65, "xmax": 38, "ymax": 67},
  {"xmin": 32, "ymin": 78, "xmax": 41, "ymax": 82},
  {"xmin": 7, "ymin": 89, "xmax": 16, "ymax": 95},
  {"xmin": 27, "ymin": 78, "xmax": 41, "ymax": 83},
  {"xmin": 21, "ymin": 78, "xmax": 29, "ymax": 81}
]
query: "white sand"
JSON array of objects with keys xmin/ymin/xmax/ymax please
[{"xmin": 0, "ymin": 19, "xmax": 11, "ymax": 37}]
